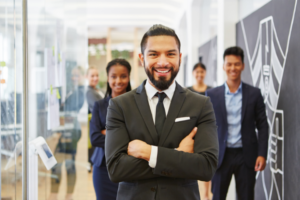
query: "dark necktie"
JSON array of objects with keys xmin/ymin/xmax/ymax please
[{"xmin": 155, "ymin": 92, "xmax": 167, "ymax": 136}]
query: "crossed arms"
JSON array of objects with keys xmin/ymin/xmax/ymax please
[{"xmin": 105, "ymin": 98, "xmax": 219, "ymax": 183}]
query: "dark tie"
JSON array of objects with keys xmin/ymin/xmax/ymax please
[{"xmin": 155, "ymin": 92, "xmax": 167, "ymax": 136}]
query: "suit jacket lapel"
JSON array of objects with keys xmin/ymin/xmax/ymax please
[
  {"xmin": 158, "ymin": 83, "xmax": 186, "ymax": 146},
  {"xmin": 241, "ymin": 82, "xmax": 248, "ymax": 123},
  {"xmin": 134, "ymin": 81, "xmax": 159, "ymax": 145},
  {"xmin": 103, "ymin": 97, "xmax": 110, "ymax": 118},
  {"xmin": 220, "ymin": 85, "xmax": 228, "ymax": 126}
]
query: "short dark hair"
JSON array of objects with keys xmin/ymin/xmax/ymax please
[
  {"xmin": 140, "ymin": 24, "xmax": 181, "ymax": 54},
  {"xmin": 193, "ymin": 62, "xmax": 206, "ymax": 71},
  {"xmin": 223, "ymin": 46, "xmax": 244, "ymax": 63},
  {"xmin": 105, "ymin": 58, "xmax": 132, "ymax": 98}
]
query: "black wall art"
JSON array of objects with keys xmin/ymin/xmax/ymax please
[
  {"xmin": 198, "ymin": 36, "xmax": 218, "ymax": 87},
  {"xmin": 236, "ymin": 0, "xmax": 300, "ymax": 199}
]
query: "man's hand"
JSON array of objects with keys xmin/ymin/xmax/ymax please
[
  {"xmin": 128, "ymin": 140, "xmax": 151, "ymax": 161},
  {"xmin": 255, "ymin": 156, "xmax": 266, "ymax": 171},
  {"xmin": 101, "ymin": 130, "xmax": 106, "ymax": 135},
  {"xmin": 177, "ymin": 127, "xmax": 197, "ymax": 153}
]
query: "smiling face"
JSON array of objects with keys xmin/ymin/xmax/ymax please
[
  {"xmin": 87, "ymin": 68, "xmax": 99, "ymax": 88},
  {"xmin": 107, "ymin": 64, "xmax": 130, "ymax": 98},
  {"xmin": 193, "ymin": 66, "xmax": 206, "ymax": 84},
  {"xmin": 139, "ymin": 35, "xmax": 182, "ymax": 91},
  {"xmin": 223, "ymin": 55, "xmax": 244, "ymax": 82}
]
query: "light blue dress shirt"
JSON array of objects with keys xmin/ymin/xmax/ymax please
[{"xmin": 225, "ymin": 82, "xmax": 243, "ymax": 148}]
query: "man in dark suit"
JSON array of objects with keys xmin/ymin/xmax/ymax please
[
  {"xmin": 104, "ymin": 24, "xmax": 219, "ymax": 200},
  {"xmin": 206, "ymin": 46, "xmax": 269, "ymax": 200}
]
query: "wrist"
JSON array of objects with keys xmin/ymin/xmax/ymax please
[{"xmin": 141, "ymin": 144, "xmax": 151, "ymax": 161}]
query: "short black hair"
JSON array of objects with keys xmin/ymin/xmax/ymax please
[
  {"xmin": 223, "ymin": 46, "xmax": 244, "ymax": 63},
  {"xmin": 193, "ymin": 62, "xmax": 206, "ymax": 71},
  {"xmin": 140, "ymin": 24, "xmax": 181, "ymax": 54}
]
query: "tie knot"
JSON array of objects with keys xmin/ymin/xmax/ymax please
[{"xmin": 155, "ymin": 92, "xmax": 167, "ymax": 102}]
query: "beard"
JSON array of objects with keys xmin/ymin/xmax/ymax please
[{"xmin": 144, "ymin": 61, "xmax": 179, "ymax": 90}]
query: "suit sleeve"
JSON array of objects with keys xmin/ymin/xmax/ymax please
[
  {"xmin": 255, "ymin": 91, "xmax": 269, "ymax": 159},
  {"xmin": 153, "ymin": 97, "xmax": 219, "ymax": 181},
  {"xmin": 105, "ymin": 99, "xmax": 161, "ymax": 183},
  {"xmin": 90, "ymin": 102, "xmax": 105, "ymax": 148}
]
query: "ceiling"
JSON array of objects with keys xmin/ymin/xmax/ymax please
[{"xmin": 86, "ymin": 0, "xmax": 187, "ymax": 39}]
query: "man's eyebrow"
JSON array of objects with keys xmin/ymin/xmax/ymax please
[{"xmin": 147, "ymin": 49, "xmax": 178, "ymax": 53}]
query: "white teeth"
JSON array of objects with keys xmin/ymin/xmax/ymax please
[{"xmin": 157, "ymin": 70, "xmax": 169, "ymax": 73}]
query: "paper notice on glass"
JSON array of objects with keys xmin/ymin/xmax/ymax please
[
  {"xmin": 47, "ymin": 89, "xmax": 60, "ymax": 130},
  {"xmin": 45, "ymin": 48, "xmax": 60, "ymax": 88},
  {"xmin": 58, "ymin": 52, "xmax": 66, "ymax": 101}
]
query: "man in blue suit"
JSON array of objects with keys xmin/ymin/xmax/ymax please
[{"xmin": 206, "ymin": 46, "xmax": 268, "ymax": 200}]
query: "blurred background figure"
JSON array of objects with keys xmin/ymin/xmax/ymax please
[
  {"xmin": 86, "ymin": 66, "xmax": 103, "ymax": 172},
  {"xmin": 187, "ymin": 62, "xmax": 212, "ymax": 95},
  {"xmin": 187, "ymin": 62, "xmax": 212, "ymax": 200},
  {"xmin": 90, "ymin": 59, "xmax": 132, "ymax": 200},
  {"xmin": 49, "ymin": 66, "xmax": 85, "ymax": 200},
  {"xmin": 86, "ymin": 66, "xmax": 104, "ymax": 113}
]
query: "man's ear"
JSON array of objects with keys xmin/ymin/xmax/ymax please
[
  {"xmin": 179, "ymin": 52, "xmax": 182, "ymax": 64},
  {"xmin": 139, "ymin": 53, "xmax": 144, "ymax": 67}
]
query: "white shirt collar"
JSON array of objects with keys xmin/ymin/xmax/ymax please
[{"xmin": 145, "ymin": 79, "xmax": 176, "ymax": 100}]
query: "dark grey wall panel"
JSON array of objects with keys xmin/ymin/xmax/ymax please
[
  {"xmin": 236, "ymin": 0, "xmax": 299, "ymax": 199},
  {"xmin": 198, "ymin": 36, "xmax": 218, "ymax": 87}
]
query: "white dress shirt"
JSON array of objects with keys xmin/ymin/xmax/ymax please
[{"xmin": 144, "ymin": 79, "xmax": 176, "ymax": 168}]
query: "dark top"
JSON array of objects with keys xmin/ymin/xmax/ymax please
[
  {"xmin": 90, "ymin": 96, "xmax": 111, "ymax": 167},
  {"xmin": 187, "ymin": 85, "xmax": 212, "ymax": 95},
  {"xmin": 56, "ymin": 85, "xmax": 85, "ymax": 154},
  {"xmin": 64, "ymin": 85, "xmax": 85, "ymax": 112},
  {"xmin": 86, "ymin": 86, "xmax": 102, "ymax": 113},
  {"xmin": 206, "ymin": 82, "xmax": 268, "ymax": 169}
]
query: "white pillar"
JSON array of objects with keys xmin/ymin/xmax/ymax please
[
  {"xmin": 186, "ymin": 0, "xmax": 202, "ymax": 87},
  {"xmin": 217, "ymin": 1, "xmax": 239, "ymax": 199},
  {"xmin": 217, "ymin": 0, "xmax": 239, "ymax": 85}
]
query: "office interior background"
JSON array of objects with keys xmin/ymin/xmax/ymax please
[{"xmin": 0, "ymin": 0, "xmax": 299, "ymax": 199}]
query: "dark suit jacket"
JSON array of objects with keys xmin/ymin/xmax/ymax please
[
  {"xmin": 206, "ymin": 82, "xmax": 268, "ymax": 169},
  {"xmin": 90, "ymin": 96, "xmax": 110, "ymax": 167},
  {"xmin": 105, "ymin": 81, "xmax": 219, "ymax": 200}
]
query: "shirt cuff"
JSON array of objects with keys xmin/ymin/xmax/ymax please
[{"xmin": 148, "ymin": 146, "xmax": 158, "ymax": 168}]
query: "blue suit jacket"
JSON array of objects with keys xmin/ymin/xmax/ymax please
[
  {"xmin": 206, "ymin": 82, "xmax": 268, "ymax": 169},
  {"xmin": 90, "ymin": 96, "xmax": 110, "ymax": 167}
]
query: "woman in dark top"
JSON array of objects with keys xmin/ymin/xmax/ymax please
[
  {"xmin": 188, "ymin": 62, "xmax": 212, "ymax": 200},
  {"xmin": 90, "ymin": 59, "xmax": 132, "ymax": 200},
  {"xmin": 86, "ymin": 66, "xmax": 103, "ymax": 113},
  {"xmin": 86, "ymin": 66, "xmax": 103, "ymax": 170},
  {"xmin": 187, "ymin": 62, "xmax": 212, "ymax": 95}
]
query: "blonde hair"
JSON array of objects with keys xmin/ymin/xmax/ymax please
[{"xmin": 86, "ymin": 66, "xmax": 97, "ymax": 76}]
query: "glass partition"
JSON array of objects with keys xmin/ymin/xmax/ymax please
[
  {"xmin": 0, "ymin": 0, "xmax": 23, "ymax": 199},
  {"xmin": 26, "ymin": 0, "xmax": 90, "ymax": 199}
]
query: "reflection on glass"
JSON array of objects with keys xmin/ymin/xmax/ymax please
[{"xmin": 50, "ymin": 67, "xmax": 85, "ymax": 200}]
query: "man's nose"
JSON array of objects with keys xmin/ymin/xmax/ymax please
[{"xmin": 157, "ymin": 55, "xmax": 169, "ymax": 67}]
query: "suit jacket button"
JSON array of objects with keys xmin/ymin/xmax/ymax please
[{"xmin": 151, "ymin": 187, "xmax": 156, "ymax": 192}]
